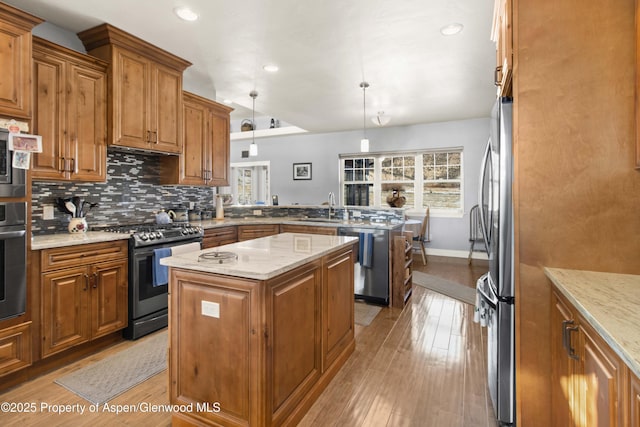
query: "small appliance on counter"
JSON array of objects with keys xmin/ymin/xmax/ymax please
[{"xmin": 168, "ymin": 208, "xmax": 188, "ymax": 222}]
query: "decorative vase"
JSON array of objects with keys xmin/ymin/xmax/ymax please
[
  {"xmin": 68, "ymin": 217, "xmax": 88, "ymax": 233},
  {"xmin": 386, "ymin": 189, "xmax": 406, "ymax": 208}
]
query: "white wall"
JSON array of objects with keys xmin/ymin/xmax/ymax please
[{"xmin": 231, "ymin": 118, "xmax": 490, "ymax": 253}]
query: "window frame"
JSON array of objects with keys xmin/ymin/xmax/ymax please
[{"xmin": 339, "ymin": 148, "xmax": 464, "ymax": 218}]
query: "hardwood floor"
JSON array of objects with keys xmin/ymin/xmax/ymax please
[{"xmin": 0, "ymin": 255, "xmax": 496, "ymax": 426}]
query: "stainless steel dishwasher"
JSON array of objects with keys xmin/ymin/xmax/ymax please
[{"xmin": 337, "ymin": 226, "xmax": 389, "ymax": 305}]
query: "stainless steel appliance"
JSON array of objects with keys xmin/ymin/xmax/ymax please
[
  {"xmin": 337, "ymin": 226, "xmax": 390, "ymax": 305},
  {"xmin": 0, "ymin": 202, "xmax": 27, "ymax": 321},
  {"xmin": 98, "ymin": 223, "xmax": 203, "ymax": 339},
  {"xmin": 0, "ymin": 129, "xmax": 26, "ymax": 197},
  {"xmin": 476, "ymin": 97, "xmax": 515, "ymax": 425}
]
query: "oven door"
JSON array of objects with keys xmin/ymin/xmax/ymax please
[
  {"xmin": 129, "ymin": 238, "xmax": 201, "ymax": 320},
  {"xmin": 0, "ymin": 224, "xmax": 27, "ymax": 321}
]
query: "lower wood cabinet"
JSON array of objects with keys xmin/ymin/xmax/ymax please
[
  {"xmin": 0, "ymin": 322, "xmax": 32, "ymax": 377},
  {"xmin": 237, "ymin": 224, "xmax": 280, "ymax": 241},
  {"xmin": 279, "ymin": 224, "xmax": 337, "ymax": 235},
  {"xmin": 551, "ymin": 289, "xmax": 628, "ymax": 426},
  {"xmin": 169, "ymin": 245, "xmax": 354, "ymax": 426},
  {"xmin": 202, "ymin": 225, "xmax": 237, "ymax": 249},
  {"xmin": 40, "ymin": 241, "xmax": 128, "ymax": 358},
  {"xmin": 630, "ymin": 371, "xmax": 640, "ymax": 425}
]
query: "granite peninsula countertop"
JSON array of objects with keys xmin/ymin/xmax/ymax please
[
  {"xmin": 31, "ymin": 217, "xmax": 403, "ymax": 250},
  {"xmin": 545, "ymin": 267, "xmax": 640, "ymax": 378},
  {"xmin": 160, "ymin": 232, "xmax": 359, "ymax": 280}
]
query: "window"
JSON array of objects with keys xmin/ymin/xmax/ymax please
[
  {"xmin": 224, "ymin": 161, "xmax": 270, "ymax": 205},
  {"xmin": 340, "ymin": 149, "xmax": 463, "ymax": 216}
]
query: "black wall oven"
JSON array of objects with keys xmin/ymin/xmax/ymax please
[{"xmin": 0, "ymin": 202, "xmax": 27, "ymax": 321}]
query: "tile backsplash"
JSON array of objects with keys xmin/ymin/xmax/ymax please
[{"xmin": 31, "ymin": 149, "xmax": 214, "ymax": 235}]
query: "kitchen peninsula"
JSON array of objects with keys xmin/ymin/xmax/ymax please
[{"xmin": 160, "ymin": 233, "xmax": 357, "ymax": 426}]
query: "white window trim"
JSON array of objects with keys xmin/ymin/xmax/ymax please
[{"xmin": 339, "ymin": 149, "xmax": 464, "ymax": 218}]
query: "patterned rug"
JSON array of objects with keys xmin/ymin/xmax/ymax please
[
  {"xmin": 412, "ymin": 271, "xmax": 476, "ymax": 305},
  {"xmin": 354, "ymin": 301, "xmax": 382, "ymax": 326},
  {"xmin": 54, "ymin": 330, "xmax": 167, "ymax": 405}
]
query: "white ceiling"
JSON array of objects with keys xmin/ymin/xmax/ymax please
[{"xmin": 6, "ymin": 0, "xmax": 497, "ymax": 134}]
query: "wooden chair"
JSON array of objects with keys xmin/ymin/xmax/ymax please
[{"xmin": 413, "ymin": 207, "xmax": 430, "ymax": 265}]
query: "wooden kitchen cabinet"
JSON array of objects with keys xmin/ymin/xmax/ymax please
[
  {"xmin": 0, "ymin": 4, "xmax": 42, "ymax": 119},
  {"xmin": 40, "ymin": 241, "xmax": 128, "ymax": 358},
  {"xmin": 169, "ymin": 245, "xmax": 354, "ymax": 426},
  {"xmin": 0, "ymin": 322, "xmax": 32, "ymax": 377},
  {"xmin": 630, "ymin": 371, "xmax": 640, "ymax": 425},
  {"xmin": 237, "ymin": 224, "xmax": 280, "ymax": 241},
  {"xmin": 77, "ymin": 24, "xmax": 191, "ymax": 154},
  {"xmin": 391, "ymin": 232, "xmax": 413, "ymax": 309},
  {"xmin": 32, "ymin": 37, "xmax": 107, "ymax": 182},
  {"xmin": 279, "ymin": 224, "xmax": 338, "ymax": 235},
  {"xmin": 491, "ymin": 0, "xmax": 512, "ymax": 96},
  {"xmin": 161, "ymin": 92, "xmax": 232, "ymax": 186},
  {"xmin": 551, "ymin": 290, "xmax": 628, "ymax": 426},
  {"xmin": 202, "ymin": 226, "xmax": 237, "ymax": 249}
]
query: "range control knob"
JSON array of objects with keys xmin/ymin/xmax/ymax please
[
  {"xmin": 148, "ymin": 233, "xmax": 156, "ymax": 240},
  {"xmin": 139, "ymin": 233, "xmax": 149, "ymax": 241},
  {"xmin": 181, "ymin": 228, "xmax": 189, "ymax": 235},
  {"xmin": 155, "ymin": 231, "xmax": 163, "ymax": 239}
]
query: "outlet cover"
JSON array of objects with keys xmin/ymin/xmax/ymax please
[
  {"xmin": 43, "ymin": 205, "xmax": 54, "ymax": 220},
  {"xmin": 253, "ymin": 209, "xmax": 262, "ymax": 216}
]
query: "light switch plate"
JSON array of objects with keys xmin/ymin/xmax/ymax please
[
  {"xmin": 201, "ymin": 300, "xmax": 220, "ymax": 318},
  {"xmin": 43, "ymin": 205, "xmax": 54, "ymax": 220}
]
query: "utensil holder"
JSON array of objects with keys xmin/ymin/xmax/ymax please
[{"xmin": 68, "ymin": 217, "xmax": 88, "ymax": 233}]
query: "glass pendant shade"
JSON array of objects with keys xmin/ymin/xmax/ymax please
[
  {"xmin": 249, "ymin": 141, "xmax": 258, "ymax": 156},
  {"xmin": 360, "ymin": 138, "xmax": 370, "ymax": 152}
]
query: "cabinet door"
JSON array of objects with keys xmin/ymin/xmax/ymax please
[
  {"xmin": 581, "ymin": 324, "xmax": 627, "ymax": 427},
  {"xmin": 32, "ymin": 51, "xmax": 67, "ymax": 180},
  {"xmin": 180, "ymin": 98, "xmax": 207, "ymax": 185},
  {"xmin": 67, "ymin": 62, "xmax": 107, "ymax": 182},
  {"xmin": 551, "ymin": 292, "xmax": 579, "ymax": 426},
  {"xmin": 152, "ymin": 64, "xmax": 182, "ymax": 153},
  {"xmin": 630, "ymin": 371, "xmax": 640, "ymax": 426},
  {"xmin": 90, "ymin": 259, "xmax": 128, "ymax": 339},
  {"xmin": 0, "ymin": 20, "xmax": 32, "ymax": 118},
  {"xmin": 209, "ymin": 108, "xmax": 230, "ymax": 186},
  {"xmin": 237, "ymin": 225, "xmax": 280, "ymax": 241},
  {"xmin": 41, "ymin": 267, "xmax": 90, "ymax": 357},
  {"xmin": 112, "ymin": 47, "xmax": 151, "ymax": 150},
  {"xmin": 322, "ymin": 248, "xmax": 354, "ymax": 370},
  {"xmin": 0, "ymin": 322, "xmax": 32, "ymax": 377}
]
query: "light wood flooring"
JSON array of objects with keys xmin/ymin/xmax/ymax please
[{"xmin": 0, "ymin": 255, "xmax": 497, "ymax": 426}]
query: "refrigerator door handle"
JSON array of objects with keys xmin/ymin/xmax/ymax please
[
  {"xmin": 478, "ymin": 138, "xmax": 491, "ymax": 254},
  {"xmin": 477, "ymin": 274, "xmax": 498, "ymax": 309}
]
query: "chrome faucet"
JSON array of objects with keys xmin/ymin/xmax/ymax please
[{"xmin": 328, "ymin": 192, "xmax": 336, "ymax": 219}]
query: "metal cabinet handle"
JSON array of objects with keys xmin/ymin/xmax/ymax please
[
  {"xmin": 495, "ymin": 66, "xmax": 503, "ymax": 86},
  {"xmin": 83, "ymin": 274, "xmax": 89, "ymax": 291},
  {"xmin": 146, "ymin": 130, "xmax": 151, "ymax": 143},
  {"xmin": 152, "ymin": 131, "xmax": 158, "ymax": 144},
  {"xmin": 562, "ymin": 319, "xmax": 580, "ymax": 360},
  {"xmin": 70, "ymin": 158, "xmax": 76, "ymax": 174},
  {"xmin": 92, "ymin": 272, "xmax": 98, "ymax": 288}
]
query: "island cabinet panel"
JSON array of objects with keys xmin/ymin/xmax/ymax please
[
  {"xmin": 322, "ymin": 248, "xmax": 354, "ymax": 370},
  {"xmin": 631, "ymin": 372, "xmax": 640, "ymax": 425},
  {"xmin": 267, "ymin": 262, "xmax": 322, "ymax": 425},
  {"xmin": 169, "ymin": 242, "xmax": 355, "ymax": 427},
  {"xmin": 170, "ymin": 271, "xmax": 262, "ymax": 427},
  {"xmin": 279, "ymin": 224, "xmax": 337, "ymax": 236}
]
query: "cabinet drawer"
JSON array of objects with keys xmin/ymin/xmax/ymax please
[
  {"xmin": 0, "ymin": 322, "xmax": 32, "ymax": 377},
  {"xmin": 237, "ymin": 224, "xmax": 280, "ymax": 241},
  {"xmin": 41, "ymin": 240, "xmax": 128, "ymax": 272},
  {"xmin": 203, "ymin": 226, "xmax": 238, "ymax": 249},
  {"xmin": 280, "ymin": 224, "xmax": 337, "ymax": 235}
]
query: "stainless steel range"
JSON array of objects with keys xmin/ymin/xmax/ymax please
[{"xmin": 98, "ymin": 223, "xmax": 203, "ymax": 339}]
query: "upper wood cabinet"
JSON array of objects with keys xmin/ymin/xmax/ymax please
[
  {"xmin": 161, "ymin": 91, "xmax": 232, "ymax": 186},
  {"xmin": 77, "ymin": 24, "xmax": 191, "ymax": 154},
  {"xmin": 491, "ymin": 0, "xmax": 512, "ymax": 97},
  {"xmin": 32, "ymin": 37, "xmax": 107, "ymax": 182},
  {"xmin": 0, "ymin": 4, "xmax": 43, "ymax": 119}
]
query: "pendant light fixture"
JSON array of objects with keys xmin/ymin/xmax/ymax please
[
  {"xmin": 359, "ymin": 81, "xmax": 370, "ymax": 152},
  {"xmin": 249, "ymin": 90, "xmax": 258, "ymax": 156}
]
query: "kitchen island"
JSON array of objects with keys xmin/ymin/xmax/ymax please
[{"xmin": 160, "ymin": 233, "xmax": 358, "ymax": 427}]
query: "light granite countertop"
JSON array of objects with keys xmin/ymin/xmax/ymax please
[
  {"xmin": 160, "ymin": 232, "xmax": 358, "ymax": 281},
  {"xmin": 31, "ymin": 217, "xmax": 403, "ymax": 250},
  {"xmin": 31, "ymin": 231, "xmax": 130, "ymax": 250},
  {"xmin": 545, "ymin": 267, "xmax": 640, "ymax": 378}
]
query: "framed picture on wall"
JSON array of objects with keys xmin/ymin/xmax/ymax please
[{"xmin": 293, "ymin": 162, "xmax": 312, "ymax": 180}]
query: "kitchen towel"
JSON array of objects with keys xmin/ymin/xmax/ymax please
[
  {"xmin": 170, "ymin": 242, "xmax": 201, "ymax": 256},
  {"xmin": 152, "ymin": 247, "xmax": 171, "ymax": 287},
  {"xmin": 359, "ymin": 232, "xmax": 374, "ymax": 268}
]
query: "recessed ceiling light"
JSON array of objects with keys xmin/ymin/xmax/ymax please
[
  {"xmin": 263, "ymin": 64, "xmax": 279, "ymax": 72},
  {"xmin": 440, "ymin": 23, "xmax": 464, "ymax": 36},
  {"xmin": 174, "ymin": 7, "xmax": 199, "ymax": 21}
]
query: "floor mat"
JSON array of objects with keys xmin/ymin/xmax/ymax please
[{"xmin": 412, "ymin": 271, "xmax": 476, "ymax": 305}]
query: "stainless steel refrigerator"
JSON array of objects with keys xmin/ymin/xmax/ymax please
[{"xmin": 476, "ymin": 96, "xmax": 515, "ymax": 425}]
